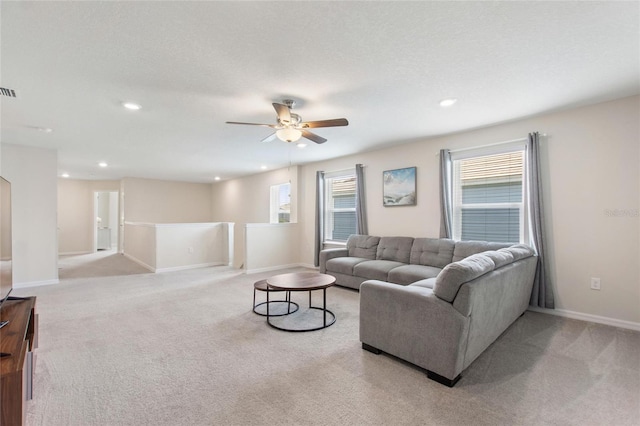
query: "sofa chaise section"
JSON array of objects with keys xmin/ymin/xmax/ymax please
[{"xmin": 359, "ymin": 245, "xmax": 537, "ymax": 386}]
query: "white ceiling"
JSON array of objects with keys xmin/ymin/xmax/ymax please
[{"xmin": 1, "ymin": 1, "xmax": 638, "ymax": 182}]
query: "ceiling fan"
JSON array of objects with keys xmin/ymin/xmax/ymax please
[{"xmin": 226, "ymin": 99, "xmax": 348, "ymax": 144}]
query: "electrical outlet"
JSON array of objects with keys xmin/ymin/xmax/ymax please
[
  {"xmin": 188, "ymin": 247, "xmax": 194, "ymax": 254},
  {"xmin": 590, "ymin": 277, "xmax": 601, "ymax": 290}
]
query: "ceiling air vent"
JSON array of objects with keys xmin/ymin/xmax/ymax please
[{"xmin": 0, "ymin": 87, "xmax": 17, "ymax": 98}]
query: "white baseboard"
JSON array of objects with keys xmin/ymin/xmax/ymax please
[
  {"xmin": 244, "ymin": 263, "xmax": 313, "ymax": 274},
  {"xmin": 122, "ymin": 253, "xmax": 155, "ymax": 272},
  {"xmin": 123, "ymin": 253, "xmax": 227, "ymax": 273},
  {"xmin": 299, "ymin": 263, "xmax": 318, "ymax": 270},
  {"xmin": 155, "ymin": 262, "xmax": 226, "ymax": 273},
  {"xmin": 14, "ymin": 279, "xmax": 60, "ymax": 289},
  {"xmin": 528, "ymin": 306, "xmax": 640, "ymax": 332},
  {"xmin": 59, "ymin": 251, "xmax": 92, "ymax": 256}
]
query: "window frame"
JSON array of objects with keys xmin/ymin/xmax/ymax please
[
  {"xmin": 269, "ymin": 182, "xmax": 291, "ymax": 224},
  {"xmin": 323, "ymin": 169, "xmax": 357, "ymax": 244},
  {"xmin": 450, "ymin": 142, "xmax": 528, "ymax": 244}
]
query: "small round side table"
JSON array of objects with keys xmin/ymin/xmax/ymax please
[{"xmin": 252, "ymin": 279, "xmax": 299, "ymax": 317}]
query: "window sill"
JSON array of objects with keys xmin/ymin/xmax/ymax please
[{"xmin": 323, "ymin": 241, "xmax": 347, "ymax": 248}]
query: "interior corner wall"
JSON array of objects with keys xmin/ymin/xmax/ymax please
[
  {"xmin": 57, "ymin": 179, "xmax": 120, "ymax": 254},
  {"xmin": 121, "ymin": 177, "xmax": 213, "ymax": 223},
  {"xmin": 1, "ymin": 143, "xmax": 59, "ymax": 286},
  {"xmin": 210, "ymin": 166, "xmax": 298, "ymax": 269},
  {"xmin": 297, "ymin": 95, "xmax": 640, "ymax": 324}
]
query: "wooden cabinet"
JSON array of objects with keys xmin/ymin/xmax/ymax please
[{"xmin": 0, "ymin": 297, "xmax": 37, "ymax": 426}]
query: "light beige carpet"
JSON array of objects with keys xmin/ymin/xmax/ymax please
[{"xmin": 13, "ymin": 253, "xmax": 640, "ymax": 425}]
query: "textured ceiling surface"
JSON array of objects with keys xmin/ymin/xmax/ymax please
[{"xmin": 1, "ymin": 1, "xmax": 638, "ymax": 182}]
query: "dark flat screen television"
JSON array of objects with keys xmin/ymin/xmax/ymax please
[{"xmin": 0, "ymin": 177, "xmax": 12, "ymax": 314}]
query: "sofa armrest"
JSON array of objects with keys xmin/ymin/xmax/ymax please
[
  {"xmin": 359, "ymin": 280, "xmax": 470, "ymax": 380},
  {"xmin": 452, "ymin": 256, "xmax": 537, "ymax": 369},
  {"xmin": 319, "ymin": 248, "xmax": 349, "ymax": 273}
]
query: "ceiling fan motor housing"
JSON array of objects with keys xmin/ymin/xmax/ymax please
[{"xmin": 226, "ymin": 99, "xmax": 347, "ymax": 145}]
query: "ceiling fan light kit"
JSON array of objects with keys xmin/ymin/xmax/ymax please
[
  {"xmin": 226, "ymin": 99, "xmax": 348, "ymax": 145},
  {"xmin": 276, "ymin": 127, "xmax": 302, "ymax": 143}
]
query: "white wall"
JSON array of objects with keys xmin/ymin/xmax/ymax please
[
  {"xmin": 124, "ymin": 221, "xmax": 233, "ymax": 272},
  {"xmin": 211, "ymin": 166, "xmax": 298, "ymax": 268},
  {"xmin": 1, "ymin": 144, "xmax": 58, "ymax": 287},
  {"xmin": 244, "ymin": 223, "xmax": 300, "ymax": 273},
  {"xmin": 156, "ymin": 222, "xmax": 232, "ymax": 272},
  {"xmin": 297, "ymin": 95, "xmax": 639, "ymax": 324},
  {"xmin": 123, "ymin": 222, "xmax": 156, "ymax": 270},
  {"xmin": 209, "ymin": 96, "xmax": 639, "ymax": 325},
  {"xmin": 108, "ymin": 191, "xmax": 118, "ymax": 247},
  {"xmin": 122, "ymin": 177, "xmax": 213, "ymax": 223}
]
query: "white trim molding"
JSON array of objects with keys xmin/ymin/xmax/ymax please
[
  {"xmin": 528, "ymin": 306, "xmax": 640, "ymax": 332},
  {"xmin": 123, "ymin": 252, "xmax": 154, "ymax": 272},
  {"xmin": 155, "ymin": 262, "xmax": 226, "ymax": 273},
  {"xmin": 59, "ymin": 251, "xmax": 93, "ymax": 256},
  {"xmin": 14, "ymin": 279, "xmax": 59, "ymax": 289},
  {"xmin": 244, "ymin": 263, "xmax": 309, "ymax": 275}
]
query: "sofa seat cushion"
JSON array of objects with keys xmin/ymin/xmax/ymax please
[
  {"xmin": 354, "ymin": 260, "xmax": 406, "ymax": 281},
  {"xmin": 376, "ymin": 236, "xmax": 414, "ymax": 263},
  {"xmin": 410, "ymin": 238, "xmax": 455, "ymax": 268},
  {"xmin": 326, "ymin": 257, "xmax": 370, "ymax": 276},
  {"xmin": 408, "ymin": 277, "xmax": 437, "ymax": 289},
  {"xmin": 387, "ymin": 264, "xmax": 442, "ymax": 285},
  {"xmin": 434, "ymin": 253, "xmax": 496, "ymax": 302}
]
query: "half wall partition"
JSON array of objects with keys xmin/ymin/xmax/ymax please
[{"xmin": 123, "ymin": 222, "xmax": 234, "ymax": 273}]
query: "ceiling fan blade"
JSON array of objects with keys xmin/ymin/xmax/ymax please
[
  {"xmin": 300, "ymin": 118, "xmax": 349, "ymax": 128},
  {"xmin": 260, "ymin": 133, "xmax": 278, "ymax": 143},
  {"xmin": 301, "ymin": 130, "xmax": 327, "ymax": 144},
  {"xmin": 272, "ymin": 103, "xmax": 292, "ymax": 124},
  {"xmin": 226, "ymin": 121, "xmax": 276, "ymax": 128}
]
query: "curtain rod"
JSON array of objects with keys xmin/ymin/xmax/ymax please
[
  {"xmin": 448, "ymin": 137, "xmax": 526, "ymax": 154},
  {"xmin": 447, "ymin": 133, "xmax": 547, "ymax": 154}
]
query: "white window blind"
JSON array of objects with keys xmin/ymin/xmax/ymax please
[
  {"xmin": 324, "ymin": 170, "xmax": 356, "ymax": 242},
  {"xmin": 452, "ymin": 148, "xmax": 526, "ymax": 243}
]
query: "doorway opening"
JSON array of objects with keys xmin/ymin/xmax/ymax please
[{"xmin": 94, "ymin": 191, "xmax": 119, "ymax": 253}]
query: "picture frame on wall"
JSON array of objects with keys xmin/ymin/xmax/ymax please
[{"xmin": 383, "ymin": 167, "xmax": 416, "ymax": 206}]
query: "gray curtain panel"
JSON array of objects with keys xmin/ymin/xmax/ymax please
[
  {"xmin": 314, "ymin": 170, "xmax": 325, "ymax": 267},
  {"xmin": 527, "ymin": 132, "xmax": 555, "ymax": 308},
  {"xmin": 355, "ymin": 164, "xmax": 368, "ymax": 235},
  {"xmin": 439, "ymin": 149, "xmax": 453, "ymax": 238}
]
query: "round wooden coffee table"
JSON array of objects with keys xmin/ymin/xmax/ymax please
[{"xmin": 266, "ymin": 272, "xmax": 336, "ymax": 332}]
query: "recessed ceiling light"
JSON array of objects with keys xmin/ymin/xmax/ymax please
[
  {"xmin": 61, "ymin": 173, "xmax": 70, "ymax": 178},
  {"xmin": 122, "ymin": 102, "xmax": 141, "ymax": 111},
  {"xmin": 214, "ymin": 176, "xmax": 221, "ymax": 181},
  {"xmin": 439, "ymin": 98, "xmax": 458, "ymax": 107},
  {"xmin": 297, "ymin": 143, "xmax": 307, "ymax": 148},
  {"xmin": 260, "ymin": 165, "xmax": 268, "ymax": 170},
  {"xmin": 27, "ymin": 126, "xmax": 54, "ymax": 133},
  {"xmin": 98, "ymin": 162, "xmax": 108, "ymax": 168}
]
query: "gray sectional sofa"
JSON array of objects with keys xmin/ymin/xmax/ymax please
[{"xmin": 319, "ymin": 235, "xmax": 538, "ymax": 386}]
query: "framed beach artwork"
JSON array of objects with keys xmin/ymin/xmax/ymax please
[{"xmin": 383, "ymin": 167, "xmax": 416, "ymax": 206}]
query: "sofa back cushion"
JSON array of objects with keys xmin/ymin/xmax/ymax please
[
  {"xmin": 452, "ymin": 240, "xmax": 512, "ymax": 262},
  {"xmin": 499, "ymin": 244, "xmax": 535, "ymax": 261},
  {"xmin": 433, "ymin": 253, "xmax": 496, "ymax": 302},
  {"xmin": 346, "ymin": 235, "xmax": 380, "ymax": 259},
  {"xmin": 410, "ymin": 238, "xmax": 455, "ymax": 268},
  {"xmin": 376, "ymin": 236, "xmax": 414, "ymax": 263},
  {"xmin": 482, "ymin": 250, "xmax": 515, "ymax": 269}
]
